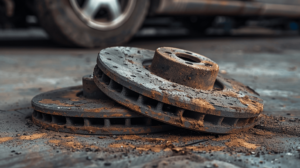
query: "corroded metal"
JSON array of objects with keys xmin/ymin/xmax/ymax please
[
  {"xmin": 31, "ymin": 75, "xmax": 174, "ymax": 135},
  {"xmin": 94, "ymin": 46, "xmax": 264, "ymax": 134},
  {"xmin": 150, "ymin": 47, "xmax": 219, "ymax": 90},
  {"xmin": 82, "ymin": 74, "xmax": 109, "ymax": 99}
]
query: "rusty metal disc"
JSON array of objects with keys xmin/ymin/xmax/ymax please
[
  {"xmin": 31, "ymin": 75, "xmax": 175, "ymax": 135},
  {"xmin": 94, "ymin": 47, "xmax": 264, "ymax": 134}
]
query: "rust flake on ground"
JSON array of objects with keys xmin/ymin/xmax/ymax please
[
  {"xmin": 0, "ymin": 137, "xmax": 14, "ymax": 143},
  {"xmin": 48, "ymin": 139, "xmax": 86, "ymax": 150},
  {"xmin": 109, "ymin": 141, "xmax": 224, "ymax": 153},
  {"xmin": 20, "ymin": 133, "xmax": 47, "ymax": 140},
  {"xmin": 225, "ymin": 138, "xmax": 259, "ymax": 150},
  {"xmin": 109, "ymin": 142, "xmax": 173, "ymax": 153},
  {"xmin": 115, "ymin": 135, "xmax": 173, "ymax": 143}
]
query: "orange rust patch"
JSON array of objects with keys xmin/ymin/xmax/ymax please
[
  {"xmin": 149, "ymin": 90, "xmax": 161, "ymax": 99},
  {"xmin": 191, "ymin": 98, "xmax": 215, "ymax": 110},
  {"xmin": 126, "ymin": 102, "xmax": 141, "ymax": 113},
  {"xmin": 127, "ymin": 60, "xmax": 134, "ymax": 64},
  {"xmin": 197, "ymin": 120, "xmax": 204, "ymax": 127},
  {"xmin": 162, "ymin": 95, "xmax": 171, "ymax": 104},
  {"xmin": 84, "ymin": 107, "xmax": 107, "ymax": 112},
  {"xmin": 39, "ymin": 99, "xmax": 73, "ymax": 107},
  {"xmin": 48, "ymin": 139, "xmax": 85, "ymax": 150},
  {"xmin": 52, "ymin": 111, "xmax": 64, "ymax": 116},
  {"xmin": 61, "ymin": 89, "xmax": 81, "ymax": 101},
  {"xmin": 20, "ymin": 133, "xmax": 47, "ymax": 140},
  {"xmin": 109, "ymin": 143, "xmax": 168, "ymax": 152},
  {"xmin": 0, "ymin": 137, "xmax": 14, "ymax": 143},
  {"xmin": 220, "ymin": 90, "xmax": 238, "ymax": 98},
  {"xmin": 109, "ymin": 143, "xmax": 135, "ymax": 149},
  {"xmin": 187, "ymin": 119, "xmax": 205, "ymax": 130},
  {"xmin": 109, "ymin": 140, "xmax": 224, "ymax": 153},
  {"xmin": 239, "ymin": 95, "xmax": 263, "ymax": 114},
  {"xmin": 110, "ymin": 113, "xmax": 123, "ymax": 117},
  {"xmin": 119, "ymin": 135, "xmax": 171, "ymax": 143},
  {"xmin": 98, "ymin": 136, "xmax": 107, "ymax": 139}
]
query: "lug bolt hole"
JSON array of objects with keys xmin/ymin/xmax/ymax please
[
  {"xmin": 205, "ymin": 63, "xmax": 212, "ymax": 67},
  {"xmin": 175, "ymin": 53, "xmax": 201, "ymax": 63},
  {"xmin": 185, "ymin": 62, "xmax": 193, "ymax": 65}
]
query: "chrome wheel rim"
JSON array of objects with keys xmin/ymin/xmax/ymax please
[{"xmin": 70, "ymin": 0, "xmax": 136, "ymax": 30}]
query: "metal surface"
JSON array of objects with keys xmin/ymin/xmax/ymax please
[
  {"xmin": 82, "ymin": 74, "xmax": 108, "ymax": 99},
  {"xmin": 150, "ymin": 47, "xmax": 219, "ymax": 90},
  {"xmin": 70, "ymin": 0, "xmax": 136, "ymax": 30},
  {"xmin": 94, "ymin": 47, "xmax": 263, "ymax": 134},
  {"xmin": 156, "ymin": 0, "xmax": 300, "ymax": 18},
  {"xmin": 31, "ymin": 75, "xmax": 174, "ymax": 135}
]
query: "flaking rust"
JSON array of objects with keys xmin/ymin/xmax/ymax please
[
  {"xmin": 94, "ymin": 46, "xmax": 264, "ymax": 134},
  {"xmin": 31, "ymin": 75, "xmax": 174, "ymax": 135}
]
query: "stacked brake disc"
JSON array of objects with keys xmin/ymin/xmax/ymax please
[{"xmin": 32, "ymin": 47, "xmax": 263, "ymax": 135}]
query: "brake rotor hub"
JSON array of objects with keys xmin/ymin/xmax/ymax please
[
  {"xmin": 151, "ymin": 47, "xmax": 219, "ymax": 90},
  {"xmin": 31, "ymin": 75, "xmax": 174, "ymax": 135},
  {"xmin": 94, "ymin": 46, "xmax": 264, "ymax": 134}
]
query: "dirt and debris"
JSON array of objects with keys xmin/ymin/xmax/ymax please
[{"xmin": 4, "ymin": 115, "xmax": 293, "ymax": 157}]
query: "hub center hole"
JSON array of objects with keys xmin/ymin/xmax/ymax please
[{"xmin": 175, "ymin": 53, "xmax": 201, "ymax": 63}]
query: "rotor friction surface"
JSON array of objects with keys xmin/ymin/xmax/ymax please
[
  {"xmin": 31, "ymin": 86, "xmax": 174, "ymax": 135},
  {"xmin": 94, "ymin": 47, "xmax": 264, "ymax": 134}
]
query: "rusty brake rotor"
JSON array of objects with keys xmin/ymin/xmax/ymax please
[
  {"xmin": 93, "ymin": 47, "xmax": 264, "ymax": 134},
  {"xmin": 31, "ymin": 75, "xmax": 175, "ymax": 135}
]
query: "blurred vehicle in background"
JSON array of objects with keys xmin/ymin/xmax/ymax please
[{"xmin": 1, "ymin": 0, "xmax": 300, "ymax": 48}]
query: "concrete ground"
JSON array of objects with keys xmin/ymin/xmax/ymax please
[{"xmin": 0, "ymin": 28, "xmax": 300, "ymax": 167}]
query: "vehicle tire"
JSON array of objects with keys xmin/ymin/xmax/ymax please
[{"xmin": 35, "ymin": 0, "xmax": 149, "ymax": 48}]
